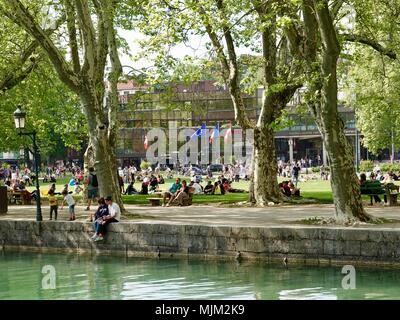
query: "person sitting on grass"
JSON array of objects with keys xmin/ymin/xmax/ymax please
[
  {"xmin": 288, "ymin": 180, "xmax": 300, "ymax": 197},
  {"xmin": 157, "ymin": 175, "xmax": 165, "ymax": 184},
  {"xmin": 93, "ymin": 196, "xmax": 120, "ymax": 242},
  {"xmin": 212, "ymin": 181, "xmax": 223, "ymax": 195},
  {"xmin": 189, "ymin": 180, "xmax": 203, "ymax": 194},
  {"xmin": 140, "ymin": 181, "xmax": 149, "ymax": 195},
  {"xmin": 223, "ymin": 180, "xmax": 231, "ymax": 193},
  {"xmin": 222, "ymin": 180, "xmax": 245, "ymax": 193},
  {"xmin": 162, "ymin": 178, "xmax": 181, "ymax": 206},
  {"xmin": 149, "ymin": 174, "xmax": 159, "ymax": 192},
  {"xmin": 61, "ymin": 190, "xmax": 76, "ymax": 221},
  {"xmin": 91, "ymin": 197, "xmax": 109, "ymax": 240},
  {"xmin": 125, "ymin": 181, "xmax": 139, "ymax": 195},
  {"xmin": 204, "ymin": 181, "xmax": 213, "ymax": 195},
  {"xmin": 279, "ymin": 181, "xmax": 291, "ymax": 197}
]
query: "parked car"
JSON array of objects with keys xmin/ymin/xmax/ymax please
[
  {"xmin": 208, "ymin": 164, "xmax": 224, "ymax": 172},
  {"xmin": 190, "ymin": 167, "xmax": 205, "ymax": 176}
]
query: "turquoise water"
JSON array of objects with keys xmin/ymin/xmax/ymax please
[{"xmin": 1, "ymin": 251, "xmax": 400, "ymax": 300}]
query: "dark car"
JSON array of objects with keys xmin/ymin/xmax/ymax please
[
  {"xmin": 190, "ymin": 166, "xmax": 206, "ymax": 175},
  {"xmin": 208, "ymin": 164, "xmax": 224, "ymax": 172}
]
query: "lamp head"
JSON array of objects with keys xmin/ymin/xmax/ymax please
[{"xmin": 13, "ymin": 106, "xmax": 26, "ymax": 129}]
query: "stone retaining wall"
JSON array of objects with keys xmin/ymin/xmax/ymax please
[{"xmin": 1, "ymin": 220, "xmax": 400, "ymax": 265}]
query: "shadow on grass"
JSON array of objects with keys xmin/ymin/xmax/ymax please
[{"xmin": 121, "ymin": 191, "xmax": 334, "ymax": 207}]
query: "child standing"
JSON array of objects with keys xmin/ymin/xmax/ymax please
[
  {"xmin": 61, "ymin": 190, "xmax": 76, "ymax": 221},
  {"xmin": 48, "ymin": 190, "xmax": 58, "ymax": 220}
]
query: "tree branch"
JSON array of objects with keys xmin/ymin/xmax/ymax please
[
  {"xmin": 302, "ymin": 0, "xmax": 319, "ymax": 63},
  {"xmin": 0, "ymin": 56, "xmax": 38, "ymax": 92},
  {"xmin": 3, "ymin": 0, "xmax": 81, "ymax": 93},
  {"xmin": 64, "ymin": 0, "xmax": 81, "ymax": 74},
  {"xmin": 194, "ymin": 4, "xmax": 230, "ymax": 73},
  {"xmin": 215, "ymin": 0, "xmax": 252, "ymax": 129},
  {"xmin": 75, "ymin": 0, "xmax": 98, "ymax": 77},
  {"xmin": 314, "ymin": 0, "xmax": 340, "ymax": 58},
  {"xmin": 329, "ymin": 0, "xmax": 344, "ymax": 21},
  {"xmin": 341, "ymin": 33, "xmax": 397, "ymax": 60},
  {"xmin": 94, "ymin": 0, "xmax": 108, "ymax": 83}
]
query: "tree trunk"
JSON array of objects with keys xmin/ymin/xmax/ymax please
[
  {"xmin": 316, "ymin": 29, "xmax": 368, "ymax": 221},
  {"xmin": 82, "ymin": 139, "xmax": 94, "ymax": 203},
  {"xmin": 248, "ymin": 145, "xmax": 256, "ymax": 203},
  {"xmin": 3, "ymin": 0, "xmax": 125, "ymax": 211},
  {"xmin": 302, "ymin": 0, "xmax": 370, "ymax": 222},
  {"xmin": 91, "ymin": 132, "xmax": 123, "ymax": 207},
  {"xmin": 83, "ymin": 138, "xmax": 94, "ymax": 172},
  {"xmin": 83, "ymin": 97, "xmax": 125, "ymax": 212},
  {"xmin": 252, "ymin": 126, "xmax": 282, "ymax": 204},
  {"xmin": 318, "ymin": 117, "xmax": 371, "ymax": 221}
]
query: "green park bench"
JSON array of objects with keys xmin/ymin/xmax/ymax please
[{"xmin": 360, "ymin": 181, "xmax": 399, "ymax": 206}]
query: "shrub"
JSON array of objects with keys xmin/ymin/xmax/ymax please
[
  {"xmin": 140, "ymin": 160, "xmax": 151, "ymax": 170},
  {"xmin": 311, "ymin": 167, "xmax": 320, "ymax": 173},
  {"xmin": 380, "ymin": 163, "xmax": 400, "ymax": 173},
  {"xmin": 310, "ymin": 166, "xmax": 330, "ymax": 173},
  {"xmin": 359, "ymin": 160, "xmax": 373, "ymax": 173}
]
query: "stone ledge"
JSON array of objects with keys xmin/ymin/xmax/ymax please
[{"xmin": 2, "ymin": 221, "xmax": 400, "ymax": 266}]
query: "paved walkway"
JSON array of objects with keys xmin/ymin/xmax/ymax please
[{"xmin": 2, "ymin": 203, "xmax": 400, "ymax": 229}]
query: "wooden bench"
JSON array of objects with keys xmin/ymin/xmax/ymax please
[
  {"xmin": 148, "ymin": 197, "xmax": 161, "ymax": 206},
  {"xmin": 11, "ymin": 191, "xmax": 23, "ymax": 205}
]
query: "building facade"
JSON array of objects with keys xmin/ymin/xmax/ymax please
[{"xmin": 116, "ymin": 80, "xmax": 363, "ymax": 167}]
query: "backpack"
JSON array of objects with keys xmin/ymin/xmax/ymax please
[{"xmin": 91, "ymin": 174, "xmax": 98, "ymax": 187}]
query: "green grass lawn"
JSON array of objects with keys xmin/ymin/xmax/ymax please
[{"xmin": 26, "ymin": 173, "xmax": 388, "ymax": 206}]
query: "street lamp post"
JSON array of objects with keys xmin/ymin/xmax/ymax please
[{"xmin": 13, "ymin": 106, "xmax": 42, "ymax": 222}]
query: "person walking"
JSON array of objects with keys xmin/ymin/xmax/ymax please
[
  {"xmin": 292, "ymin": 163, "xmax": 300, "ymax": 187},
  {"xmin": 85, "ymin": 167, "xmax": 99, "ymax": 221}
]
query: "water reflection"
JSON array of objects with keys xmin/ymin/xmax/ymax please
[
  {"xmin": 1, "ymin": 251, "xmax": 400, "ymax": 300},
  {"xmin": 279, "ymin": 287, "xmax": 337, "ymax": 300}
]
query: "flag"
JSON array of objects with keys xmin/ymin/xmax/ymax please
[
  {"xmin": 209, "ymin": 123, "xmax": 220, "ymax": 144},
  {"xmin": 144, "ymin": 135, "xmax": 148, "ymax": 150},
  {"xmin": 191, "ymin": 123, "xmax": 206, "ymax": 140},
  {"xmin": 224, "ymin": 125, "xmax": 232, "ymax": 143}
]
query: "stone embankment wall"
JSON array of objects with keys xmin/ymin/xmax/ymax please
[{"xmin": 1, "ymin": 220, "xmax": 400, "ymax": 265}]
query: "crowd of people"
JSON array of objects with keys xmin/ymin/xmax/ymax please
[{"xmin": 278, "ymin": 160, "xmax": 329, "ymax": 181}]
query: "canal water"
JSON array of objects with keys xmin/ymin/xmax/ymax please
[{"xmin": 1, "ymin": 251, "xmax": 400, "ymax": 300}]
